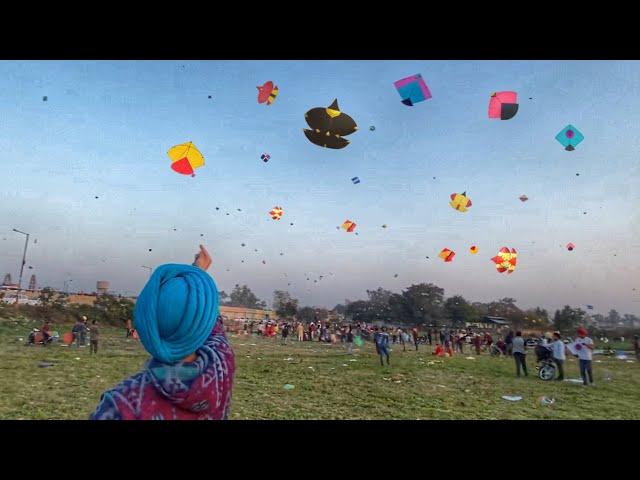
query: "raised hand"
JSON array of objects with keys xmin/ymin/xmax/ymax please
[{"xmin": 192, "ymin": 244, "xmax": 212, "ymax": 271}]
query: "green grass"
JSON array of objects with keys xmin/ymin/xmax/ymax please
[{"xmin": 1, "ymin": 317, "xmax": 639, "ymax": 419}]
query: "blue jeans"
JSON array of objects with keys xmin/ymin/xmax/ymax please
[{"xmin": 579, "ymin": 359, "xmax": 593, "ymax": 385}]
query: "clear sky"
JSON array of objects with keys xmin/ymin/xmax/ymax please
[{"xmin": 1, "ymin": 60, "xmax": 638, "ymax": 315}]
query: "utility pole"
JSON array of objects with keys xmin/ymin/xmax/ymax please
[{"xmin": 12, "ymin": 229, "xmax": 30, "ymax": 305}]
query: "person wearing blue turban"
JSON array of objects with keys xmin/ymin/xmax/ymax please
[{"xmin": 90, "ymin": 245, "xmax": 236, "ymax": 420}]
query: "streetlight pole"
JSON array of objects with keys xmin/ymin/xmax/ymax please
[{"xmin": 12, "ymin": 229, "xmax": 30, "ymax": 305}]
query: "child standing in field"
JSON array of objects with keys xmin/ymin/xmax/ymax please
[
  {"xmin": 512, "ymin": 331, "xmax": 528, "ymax": 377},
  {"xmin": 374, "ymin": 326, "xmax": 390, "ymax": 366},
  {"xmin": 297, "ymin": 322, "xmax": 304, "ymax": 342},
  {"xmin": 90, "ymin": 245, "xmax": 235, "ymax": 420},
  {"xmin": 90, "ymin": 319, "xmax": 100, "ymax": 354},
  {"xmin": 346, "ymin": 325, "xmax": 354, "ymax": 354},
  {"xmin": 72, "ymin": 317, "xmax": 86, "ymax": 348},
  {"xmin": 574, "ymin": 327, "xmax": 594, "ymax": 386},
  {"xmin": 549, "ymin": 331, "xmax": 566, "ymax": 380}
]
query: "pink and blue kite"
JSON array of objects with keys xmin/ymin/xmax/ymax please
[{"xmin": 394, "ymin": 74, "xmax": 432, "ymax": 107}]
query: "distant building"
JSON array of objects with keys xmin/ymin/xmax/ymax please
[
  {"xmin": 466, "ymin": 316, "xmax": 511, "ymax": 332},
  {"xmin": 96, "ymin": 281, "xmax": 110, "ymax": 295}
]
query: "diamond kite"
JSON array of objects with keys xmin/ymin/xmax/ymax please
[
  {"xmin": 556, "ymin": 125, "xmax": 584, "ymax": 151},
  {"xmin": 438, "ymin": 248, "xmax": 455, "ymax": 262},
  {"xmin": 488, "ymin": 91, "xmax": 519, "ymax": 120},
  {"xmin": 491, "ymin": 247, "xmax": 517, "ymax": 274},
  {"xmin": 257, "ymin": 81, "xmax": 278, "ymax": 105},
  {"xmin": 469, "ymin": 245, "xmax": 478, "ymax": 254},
  {"xmin": 566, "ymin": 242, "xmax": 575, "ymax": 251},
  {"xmin": 394, "ymin": 74, "xmax": 432, "ymax": 107},
  {"xmin": 261, "ymin": 153, "xmax": 270, "ymax": 162},
  {"xmin": 168, "ymin": 141, "xmax": 204, "ymax": 177},
  {"xmin": 269, "ymin": 206, "xmax": 283, "ymax": 220},
  {"xmin": 449, "ymin": 192, "xmax": 472, "ymax": 212},
  {"xmin": 304, "ymin": 99, "xmax": 357, "ymax": 149},
  {"xmin": 519, "ymin": 195, "xmax": 529, "ymax": 202},
  {"xmin": 351, "ymin": 176, "xmax": 360, "ymax": 184},
  {"xmin": 341, "ymin": 220, "xmax": 357, "ymax": 233}
]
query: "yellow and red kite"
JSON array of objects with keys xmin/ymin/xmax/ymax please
[
  {"xmin": 269, "ymin": 206, "xmax": 283, "ymax": 220},
  {"xmin": 438, "ymin": 248, "xmax": 455, "ymax": 262},
  {"xmin": 341, "ymin": 220, "xmax": 357, "ymax": 232},
  {"xmin": 168, "ymin": 141, "xmax": 204, "ymax": 177},
  {"xmin": 469, "ymin": 245, "xmax": 478, "ymax": 254},
  {"xmin": 449, "ymin": 192, "xmax": 472, "ymax": 213},
  {"xmin": 491, "ymin": 247, "xmax": 517, "ymax": 274}
]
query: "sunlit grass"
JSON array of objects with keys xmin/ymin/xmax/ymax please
[{"xmin": 1, "ymin": 317, "xmax": 638, "ymax": 419}]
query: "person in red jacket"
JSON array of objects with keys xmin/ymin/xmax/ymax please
[
  {"xmin": 41, "ymin": 320, "xmax": 52, "ymax": 346},
  {"xmin": 473, "ymin": 334, "xmax": 482, "ymax": 355}
]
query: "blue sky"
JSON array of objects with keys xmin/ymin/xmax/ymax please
[{"xmin": 0, "ymin": 60, "xmax": 638, "ymax": 315}]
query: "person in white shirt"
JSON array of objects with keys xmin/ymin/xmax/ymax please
[
  {"xmin": 574, "ymin": 327, "xmax": 594, "ymax": 386},
  {"xmin": 550, "ymin": 332, "xmax": 567, "ymax": 380}
]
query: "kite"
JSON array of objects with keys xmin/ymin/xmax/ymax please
[
  {"xmin": 261, "ymin": 153, "xmax": 270, "ymax": 162},
  {"xmin": 351, "ymin": 176, "xmax": 360, "ymax": 184},
  {"xmin": 257, "ymin": 81, "xmax": 278, "ymax": 105},
  {"xmin": 303, "ymin": 99, "xmax": 358, "ymax": 149},
  {"xmin": 42, "ymin": 96, "xmax": 48, "ymax": 102},
  {"xmin": 369, "ymin": 126, "xmax": 375, "ymax": 131},
  {"xmin": 491, "ymin": 247, "xmax": 517, "ymax": 274},
  {"xmin": 394, "ymin": 74, "xmax": 432, "ymax": 107},
  {"xmin": 556, "ymin": 124, "xmax": 584, "ymax": 151},
  {"xmin": 381, "ymin": 224, "xmax": 388, "ymax": 228},
  {"xmin": 438, "ymin": 248, "xmax": 455, "ymax": 262},
  {"xmin": 269, "ymin": 206, "xmax": 283, "ymax": 220},
  {"xmin": 519, "ymin": 195, "xmax": 529, "ymax": 202},
  {"xmin": 566, "ymin": 242, "xmax": 575, "ymax": 251},
  {"xmin": 341, "ymin": 220, "xmax": 356, "ymax": 233},
  {"xmin": 168, "ymin": 141, "xmax": 204, "ymax": 177},
  {"xmin": 488, "ymin": 91, "xmax": 519, "ymax": 120},
  {"xmin": 469, "ymin": 245, "xmax": 478, "ymax": 254},
  {"xmin": 449, "ymin": 192, "xmax": 472, "ymax": 212}
]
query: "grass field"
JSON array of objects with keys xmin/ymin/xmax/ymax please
[{"xmin": 1, "ymin": 316, "xmax": 639, "ymax": 420}]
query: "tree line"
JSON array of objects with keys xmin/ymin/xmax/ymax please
[{"xmin": 2, "ymin": 282, "xmax": 637, "ymax": 335}]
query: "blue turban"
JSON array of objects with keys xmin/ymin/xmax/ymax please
[{"xmin": 134, "ymin": 264, "xmax": 219, "ymax": 364}]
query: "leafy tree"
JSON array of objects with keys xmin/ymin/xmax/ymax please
[
  {"xmin": 37, "ymin": 287, "xmax": 69, "ymax": 322},
  {"xmin": 623, "ymin": 314, "xmax": 639, "ymax": 328},
  {"xmin": 297, "ymin": 306, "xmax": 316, "ymax": 323},
  {"xmin": 332, "ymin": 304, "xmax": 346, "ymax": 315},
  {"xmin": 345, "ymin": 300, "xmax": 373, "ymax": 323},
  {"xmin": 94, "ymin": 294, "xmax": 134, "ymax": 325},
  {"xmin": 388, "ymin": 293, "xmax": 411, "ymax": 324},
  {"xmin": 315, "ymin": 308, "xmax": 329, "ymax": 322},
  {"xmin": 273, "ymin": 290, "xmax": 298, "ymax": 319},
  {"xmin": 228, "ymin": 284, "xmax": 266, "ymax": 309},
  {"xmin": 606, "ymin": 309, "xmax": 621, "ymax": 327},
  {"xmin": 218, "ymin": 290, "xmax": 229, "ymax": 305},
  {"xmin": 366, "ymin": 288, "xmax": 393, "ymax": 321},
  {"xmin": 444, "ymin": 295, "xmax": 479, "ymax": 327},
  {"xmin": 553, "ymin": 305, "xmax": 586, "ymax": 333},
  {"xmin": 400, "ymin": 283, "xmax": 445, "ymax": 326},
  {"xmin": 523, "ymin": 307, "xmax": 551, "ymax": 329},
  {"xmin": 591, "ymin": 313, "xmax": 605, "ymax": 327},
  {"xmin": 487, "ymin": 297, "xmax": 526, "ymax": 329}
]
